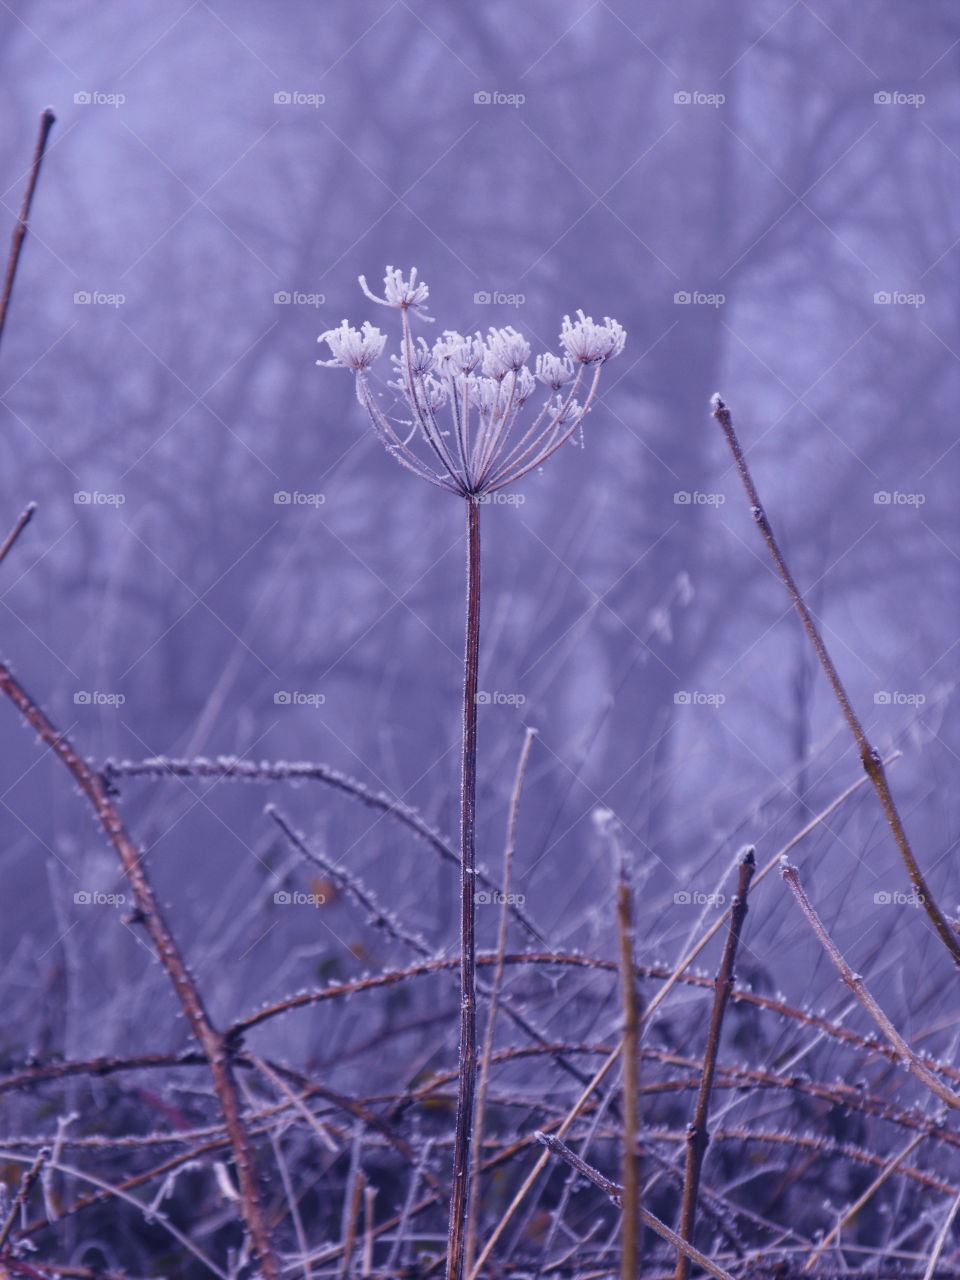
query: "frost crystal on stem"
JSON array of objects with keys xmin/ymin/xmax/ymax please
[{"xmin": 318, "ymin": 266, "xmax": 625, "ymax": 496}]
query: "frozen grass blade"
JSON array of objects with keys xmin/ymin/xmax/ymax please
[{"xmin": 713, "ymin": 393, "xmax": 960, "ymax": 966}]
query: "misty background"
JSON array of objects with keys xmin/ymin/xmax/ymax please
[{"xmin": 0, "ymin": 1, "xmax": 958, "ymax": 1079}]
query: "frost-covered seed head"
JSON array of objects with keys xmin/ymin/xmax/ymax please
[
  {"xmin": 482, "ymin": 326, "xmax": 531, "ymax": 379},
  {"xmin": 359, "ymin": 265, "xmax": 433, "ymax": 318},
  {"xmin": 319, "ymin": 265, "xmax": 625, "ymax": 494},
  {"xmin": 317, "ymin": 320, "xmax": 386, "ymax": 371},
  {"xmin": 512, "ymin": 366, "xmax": 536, "ymax": 403},
  {"xmin": 394, "ymin": 337, "xmax": 435, "ymax": 377},
  {"xmin": 559, "ymin": 310, "xmax": 626, "ymax": 364},
  {"xmin": 535, "ymin": 353, "xmax": 576, "ymax": 390},
  {"xmin": 433, "ymin": 330, "xmax": 485, "ymax": 374}
]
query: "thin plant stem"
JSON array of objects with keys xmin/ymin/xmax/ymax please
[
  {"xmin": 464, "ymin": 726, "xmax": 536, "ymax": 1276},
  {"xmin": 613, "ymin": 825, "xmax": 641, "ymax": 1280},
  {"xmin": 0, "ymin": 662, "xmax": 279, "ymax": 1277},
  {"xmin": 781, "ymin": 858, "xmax": 960, "ymax": 1111},
  {"xmin": 0, "ymin": 109, "xmax": 55, "ymax": 352},
  {"xmin": 447, "ymin": 494, "xmax": 482, "ymax": 1280},
  {"xmin": 713, "ymin": 393, "xmax": 960, "ymax": 966},
  {"xmin": 676, "ymin": 848, "xmax": 755, "ymax": 1280},
  {"xmin": 533, "ymin": 1133, "xmax": 736, "ymax": 1280}
]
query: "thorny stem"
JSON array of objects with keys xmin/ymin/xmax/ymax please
[
  {"xmin": 0, "ymin": 109, "xmax": 55, "ymax": 353},
  {"xmin": 676, "ymin": 848, "xmax": 755, "ymax": 1280},
  {"xmin": 712, "ymin": 394, "xmax": 960, "ymax": 967},
  {"xmin": 104, "ymin": 754, "xmax": 548, "ymax": 946},
  {"xmin": 0, "ymin": 662, "xmax": 280, "ymax": 1277},
  {"xmin": 447, "ymin": 495, "xmax": 482, "ymax": 1280}
]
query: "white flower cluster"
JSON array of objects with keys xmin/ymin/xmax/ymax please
[{"xmin": 318, "ymin": 268, "xmax": 625, "ymax": 495}]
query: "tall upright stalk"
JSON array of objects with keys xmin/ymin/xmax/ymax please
[{"xmin": 447, "ymin": 495, "xmax": 482, "ymax": 1280}]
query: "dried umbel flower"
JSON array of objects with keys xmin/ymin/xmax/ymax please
[{"xmin": 319, "ymin": 267, "xmax": 625, "ymax": 496}]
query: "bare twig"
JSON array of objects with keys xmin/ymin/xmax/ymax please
[
  {"xmin": 713, "ymin": 392, "xmax": 960, "ymax": 965},
  {"xmin": 0, "ymin": 664, "xmax": 279, "ymax": 1276},
  {"xmin": 676, "ymin": 848, "xmax": 754, "ymax": 1279},
  {"xmin": 781, "ymin": 858, "xmax": 960, "ymax": 1110},
  {"xmin": 465, "ymin": 726, "xmax": 536, "ymax": 1276},
  {"xmin": 0, "ymin": 108, "xmax": 55, "ymax": 352},
  {"xmin": 0, "ymin": 505, "xmax": 34, "ymax": 570},
  {"xmin": 533, "ymin": 1133, "xmax": 736, "ymax": 1280}
]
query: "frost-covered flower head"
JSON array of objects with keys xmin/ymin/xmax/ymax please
[
  {"xmin": 317, "ymin": 319, "xmax": 386, "ymax": 372},
  {"xmin": 318, "ymin": 267, "xmax": 625, "ymax": 496}
]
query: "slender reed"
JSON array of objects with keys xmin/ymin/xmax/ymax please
[
  {"xmin": 320, "ymin": 266, "xmax": 624, "ymax": 1280},
  {"xmin": 712, "ymin": 393, "xmax": 960, "ymax": 965},
  {"xmin": 0, "ymin": 108, "xmax": 55, "ymax": 351},
  {"xmin": 675, "ymin": 848, "xmax": 754, "ymax": 1279}
]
